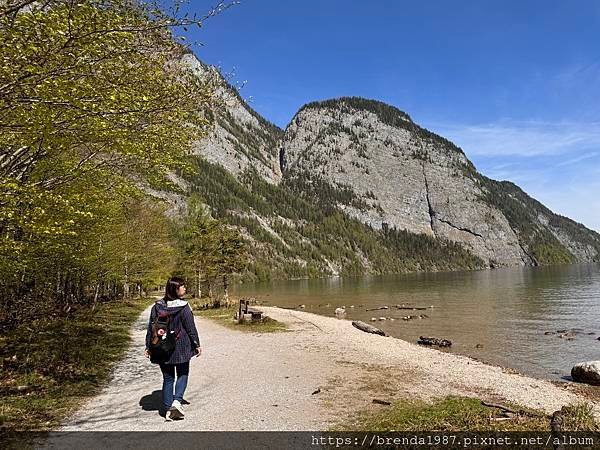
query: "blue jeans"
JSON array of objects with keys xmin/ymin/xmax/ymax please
[{"xmin": 159, "ymin": 361, "xmax": 189, "ymax": 409}]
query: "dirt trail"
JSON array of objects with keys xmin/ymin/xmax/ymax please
[{"xmin": 59, "ymin": 304, "xmax": 599, "ymax": 431}]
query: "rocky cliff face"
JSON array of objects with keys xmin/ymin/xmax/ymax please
[
  {"xmin": 282, "ymin": 98, "xmax": 527, "ymax": 267},
  {"xmin": 281, "ymin": 98, "xmax": 600, "ymax": 267},
  {"xmin": 179, "ymin": 53, "xmax": 599, "ymax": 274},
  {"xmin": 481, "ymin": 177, "xmax": 600, "ymax": 265},
  {"xmin": 182, "ymin": 54, "xmax": 282, "ymax": 184}
]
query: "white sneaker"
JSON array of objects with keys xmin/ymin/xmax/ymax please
[{"xmin": 169, "ymin": 400, "xmax": 184, "ymax": 420}]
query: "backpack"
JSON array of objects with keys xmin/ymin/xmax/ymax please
[{"xmin": 149, "ymin": 306, "xmax": 183, "ymax": 363}]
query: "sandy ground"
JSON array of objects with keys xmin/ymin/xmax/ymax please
[{"xmin": 59, "ymin": 304, "xmax": 600, "ymax": 431}]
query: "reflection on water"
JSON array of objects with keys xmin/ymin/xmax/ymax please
[{"xmin": 233, "ymin": 264, "xmax": 600, "ymax": 380}]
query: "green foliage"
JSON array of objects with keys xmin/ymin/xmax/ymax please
[
  {"xmin": 216, "ymin": 224, "xmax": 248, "ymax": 276},
  {"xmin": 339, "ymin": 396, "xmax": 599, "ymax": 432},
  {"xmin": 251, "ymin": 261, "xmax": 272, "ymax": 282},
  {"xmin": 300, "ymin": 97, "xmax": 414, "ymax": 129},
  {"xmin": 218, "ymin": 84, "xmax": 283, "ymax": 159},
  {"xmin": 283, "ymin": 170, "xmax": 370, "ymax": 214},
  {"xmin": 0, "ymin": 176, "xmax": 176, "ymax": 326},
  {"xmin": 0, "ymin": 297, "xmax": 150, "ymax": 432},
  {"xmin": 337, "ymin": 396, "xmax": 558, "ymax": 432},
  {"xmin": 380, "ymin": 226, "xmax": 483, "ymax": 271},
  {"xmin": 480, "ymin": 177, "xmax": 600, "ymax": 265},
  {"xmin": 217, "ymin": 110, "xmax": 279, "ymax": 166},
  {"xmin": 186, "ymin": 156, "xmax": 273, "ymax": 216},
  {"xmin": 0, "ymin": 0, "xmax": 214, "ymax": 326},
  {"xmin": 190, "ymin": 303, "xmax": 288, "ymax": 333},
  {"xmin": 175, "ymin": 195, "xmax": 220, "ymax": 292},
  {"xmin": 173, "ymin": 193, "xmax": 247, "ymax": 297},
  {"xmin": 1, "ymin": 0, "xmax": 211, "ymax": 188},
  {"xmin": 112, "ymin": 197, "xmax": 177, "ymax": 291},
  {"xmin": 558, "ymin": 403, "xmax": 600, "ymax": 431},
  {"xmin": 183, "ymin": 157, "xmax": 484, "ymax": 281}
]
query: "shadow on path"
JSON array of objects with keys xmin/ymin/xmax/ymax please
[
  {"xmin": 140, "ymin": 390, "xmax": 162, "ymax": 412},
  {"xmin": 139, "ymin": 390, "xmax": 190, "ymax": 417}
]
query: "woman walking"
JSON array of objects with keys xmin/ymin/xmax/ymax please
[{"xmin": 145, "ymin": 277, "xmax": 201, "ymax": 420}]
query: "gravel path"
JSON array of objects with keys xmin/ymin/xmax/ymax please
[{"xmin": 60, "ymin": 304, "xmax": 600, "ymax": 431}]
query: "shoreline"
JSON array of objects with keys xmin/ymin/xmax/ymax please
[
  {"xmin": 259, "ymin": 306, "xmax": 600, "ymax": 420},
  {"xmin": 260, "ymin": 303, "xmax": 576, "ymax": 383},
  {"xmin": 235, "ymin": 263, "xmax": 600, "ymax": 389}
]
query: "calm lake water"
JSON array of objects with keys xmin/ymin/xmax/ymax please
[{"xmin": 233, "ymin": 264, "xmax": 600, "ymax": 381}]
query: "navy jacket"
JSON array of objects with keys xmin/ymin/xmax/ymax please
[{"xmin": 146, "ymin": 298, "xmax": 200, "ymax": 365}]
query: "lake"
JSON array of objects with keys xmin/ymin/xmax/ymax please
[{"xmin": 234, "ymin": 264, "xmax": 600, "ymax": 381}]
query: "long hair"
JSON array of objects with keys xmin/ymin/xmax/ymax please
[{"xmin": 165, "ymin": 277, "xmax": 186, "ymax": 301}]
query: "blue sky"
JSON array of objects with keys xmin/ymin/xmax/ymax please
[{"xmin": 180, "ymin": 0, "xmax": 600, "ymax": 231}]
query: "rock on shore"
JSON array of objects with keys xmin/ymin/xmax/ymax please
[{"xmin": 572, "ymin": 361, "xmax": 600, "ymax": 386}]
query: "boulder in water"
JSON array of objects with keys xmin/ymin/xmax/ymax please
[
  {"xmin": 418, "ymin": 336, "xmax": 452, "ymax": 347},
  {"xmin": 560, "ymin": 331, "xmax": 577, "ymax": 340},
  {"xmin": 571, "ymin": 361, "xmax": 600, "ymax": 385}
]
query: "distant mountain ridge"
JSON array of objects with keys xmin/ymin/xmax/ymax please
[{"xmin": 178, "ymin": 54, "xmax": 600, "ymax": 279}]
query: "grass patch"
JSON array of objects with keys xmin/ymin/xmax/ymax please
[
  {"xmin": 0, "ymin": 297, "xmax": 151, "ymax": 433},
  {"xmin": 559, "ymin": 403, "xmax": 600, "ymax": 431},
  {"xmin": 190, "ymin": 300, "xmax": 287, "ymax": 333},
  {"xmin": 335, "ymin": 396, "xmax": 599, "ymax": 431}
]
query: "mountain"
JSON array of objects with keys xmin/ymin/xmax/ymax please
[
  {"xmin": 175, "ymin": 55, "xmax": 600, "ymax": 279},
  {"xmin": 283, "ymin": 97, "xmax": 600, "ymax": 267},
  {"xmin": 182, "ymin": 54, "xmax": 283, "ymax": 184}
]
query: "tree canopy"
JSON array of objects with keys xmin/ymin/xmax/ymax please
[{"xmin": 0, "ymin": 0, "xmax": 218, "ymax": 324}]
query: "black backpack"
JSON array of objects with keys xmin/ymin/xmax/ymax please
[{"xmin": 149, "ymin": 306, "xmax": 182, "ymax": 363}]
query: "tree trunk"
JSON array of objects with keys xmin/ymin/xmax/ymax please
[
  {"xmin": 352, "ymin": 321, "xmax": 386, "ymax": 336},
  {"xmin": 123, "ymin": 252, "xmax": 129, "ymax": 298},
  {"xmin": 62, "ymin": 272, "xmax": 71, "ymax": 311},
  {"xmin": 196, "ymin": 268, "xmax": 201, "ymax": 299},
  {"xmin": 92, "ymin": 282, "xmax": 100, "ymax": 311},
  {"xmin": 78, "ymin": 271, "xmax": 84, "ymax": 303},
  {"xmin": 223, "ymin": 275, "xmax": 229, "ymax": 306},
  {"xmin": 55, "ymin": 270, "xmax": 62, "ymax": 300}
]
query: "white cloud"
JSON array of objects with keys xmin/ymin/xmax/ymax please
[
  {"xmin": 428, "ymin": 119, "xmax": 600, "ymax": 232},
  {"xmin": 555, "ymin": 151, "xmax": 600, "ymax": 167},
  {"xmin": 525, "ymin": 180, "xmax": 600, "ymax": 233},
  {"xmin": 554, "ymin": 60, "xmax": 600, "ymax": 89},
  {"xmin": 428, "ymin": 120, "xmax": 600, "ymax": 157},
  {"xmin": 474, "ymin": 155, "xmax": 600, "ymax": 233},
  {"xmin": 481, "ymin": 164, "xmax": 550, "ymax": 185}
]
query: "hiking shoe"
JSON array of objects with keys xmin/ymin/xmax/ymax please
[
  {"xmin": 167, "ymin": 408, "xmax": 183, "ymax": 420},
  {"xmin": 169, "ymin": 400, "xmax": 184, "ymax": 420}
]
